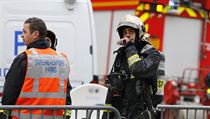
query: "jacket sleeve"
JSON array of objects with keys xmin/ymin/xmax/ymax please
[
  {"xmin": 2, "ymin": 53, "xmax": 27, "ymax": 105},
  {"xmin": 125, "ymin": 42, "xmax": 161, "ymax": 78}
]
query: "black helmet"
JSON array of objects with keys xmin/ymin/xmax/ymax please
[{"xmin": 46, "ymin": 30, "xmax": 57, "ymax": 50}]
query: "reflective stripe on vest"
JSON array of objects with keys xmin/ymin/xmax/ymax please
[
  {"xmin": 12, "ymin": 111, "xmax": 63, "ymax": 119},
  {"xmin": 12, "ymin": 48, "xmax": 70, "ymax": 118}
]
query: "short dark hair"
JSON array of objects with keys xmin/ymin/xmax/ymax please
[{"xmin": 24, "ymin": 17, "xmax": 47, "ymax": 39}]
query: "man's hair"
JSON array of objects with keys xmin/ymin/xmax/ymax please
[{"xmin": 24, "ymin": 17, "xmax": 47, "ymax": 39}]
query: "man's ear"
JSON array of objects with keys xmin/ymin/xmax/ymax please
[{"xmin": 32, "ymin": 31, "xmax": 40, "ymax": 39}]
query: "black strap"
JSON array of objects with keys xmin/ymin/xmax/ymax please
[{"xmin": 107, "ymin": 52, "xmax": 122, "ymax": 82}]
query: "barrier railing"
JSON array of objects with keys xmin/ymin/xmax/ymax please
[
  {"xmin": 157, "ymin": 104, "xmax": 210, "ymax": 119},
  {"xmin": 0, "ymin": 105, "xmax": 121, "ymax": 119}
]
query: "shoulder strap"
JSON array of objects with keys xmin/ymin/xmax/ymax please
[
  {"xmin": 106, "ymin": 48, "xmax": 124, "ymax": 85},
  {"xmin": 109, "ymin": 53, "xmax": 120, "ymax": 75},
  {"xmin": 141, "ymin": 44, "xmax": 153, "ymax": 53},
  {"xmin": 110, "ymin": 47, "xmax": 125, "ymax": 73}
]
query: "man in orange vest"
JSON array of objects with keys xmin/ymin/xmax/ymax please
[{"xmin": 2, "ymin": 17, "xmax": 72, "ymax": 119}]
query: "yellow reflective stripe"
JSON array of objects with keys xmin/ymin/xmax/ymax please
[
  {"xmin": 128, "ymin": 54, "xmax": 139, "ymax": 62},
  {"xmin": 130, "ymin": 74, "xmax": 135, "ymax": 79},
  {"xmin": 140, "ymin": 12, "xmax": 150, "ymax": 22},
  {"xmin": 104, "ymin": 104, "xmax": 112, "ymax": 112},
  {"xmin": 66, "ymin": 110, "xmax": 71, "ymax": 116},
  {"xmin": 135, "ymin": 11, "xmax": 140, "ymax": 16},
  {"xmin": 177, "ymin": 7, "xmax": 185, "ymax": 15},
  {"xmin": 92, "ymin": 1, "xmax": 139, "ymax": 7},
  {"xmin": 136, "ymin": 3, "xmax": 144, "ymax": 11},
  {"xmin": 199, "ymin": 10, "xmax": 205, "ymax": 18},
  {"xmin": 104, "ymin": 110, "xmax": 112, "ymax": 112},
  {"xmin": 129, "ymin": 58, "xmax": 141, "ymax": 67},
  {"xmin": 162, "ymin": 6, "xmax": 170, "ymax": 14},
  {"xmin": 207, "ymin": 88, "xmax": 210, "ymax": 94},
  {"xmin": 145, "ymin": 24, "xmax": 149, "ymax": 32},
  {"xmin": 105, "ymin": 104, "xmax": 112, "ymax": 106},
  {"xmin": 128, "ymin": 54, "xmax": 141, "ymax": 68},
  {"xmin": 186, "ymin": 8, "xmax": 197, "ymax": 17}
]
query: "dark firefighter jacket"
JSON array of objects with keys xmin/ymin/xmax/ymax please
[
  {"xmin": 103, "ymin": 41, "xmax": 161, "ymax": 119},
  {"xmin": 1, "ymin": 39, "xmax": 72, "ymax": 106}
]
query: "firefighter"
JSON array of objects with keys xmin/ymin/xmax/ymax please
[
  {"xmin": 46, "ymin": 29, "xmax": 72, "ymax": 119},
  {"xmin": 102, "ymin": 14, "xmax": 161, "ymax": 119},
  {"xmin": 1, "ymin": 17, "xmax": 71, "ymax": 119},
  {"xmin": 46, "ymin": 30, "xmax": 58, "ymax": 50}
]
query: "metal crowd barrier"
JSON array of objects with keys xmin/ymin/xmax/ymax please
[
  {"xmin": 0, "ymin": 105, "xmax": 121, "ymax": 119},
  {"xmin": 157, "ymin": 104, "xmax": 210, "ymax": 119}
]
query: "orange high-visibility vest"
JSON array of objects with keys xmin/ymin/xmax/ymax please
[{"xmin": 11, "ymin": 48, "xmax": 70, "ymax": 119}]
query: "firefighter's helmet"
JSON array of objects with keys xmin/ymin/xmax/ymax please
[
  {"xmin": 117, "ymin": 14, "xmax": 146, "ymax": 39},
  {"xmin": 47, "ymin": 30, "xmax": 57, "ymax": 50}
]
